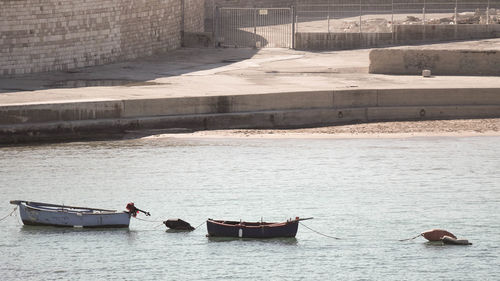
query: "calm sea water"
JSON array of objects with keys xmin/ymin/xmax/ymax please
[{"xmin": 0, "ymin": 136, "xmax": 499, "ymax": 280}]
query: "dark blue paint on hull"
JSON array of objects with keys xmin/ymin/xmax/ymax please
[{"xmin": 22, "ymin": 220, "xmax": 129, "ymax": 228}]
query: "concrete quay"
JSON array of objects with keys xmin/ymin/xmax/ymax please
[
  {"xmin": 296, "ymin": 24, "xmax": 500, "ymax": 51},
  {"xmin": 370, "ymin": 39, "xmax": 500, "ymax": 75},
  {"xmin": 1, "ymin": 39, "xmax": 500, "ymax": 144}
]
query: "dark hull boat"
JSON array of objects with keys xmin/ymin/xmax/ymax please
[{"xmin": 207, "ymin": 217, "xmax": 311, "ymax": 238}]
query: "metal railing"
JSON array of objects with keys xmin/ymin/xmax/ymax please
[
  {"xmin": 216, "ymin": 7, "xmax": 294, "ymax": 48},
  {"xmin": 296, "ymin": 0, "xmax": 500, "ymax": 33}
]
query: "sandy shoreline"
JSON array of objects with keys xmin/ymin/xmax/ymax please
[{"xmin": 143, "ymin": 118, "xmax": 500, "ymax": 140}]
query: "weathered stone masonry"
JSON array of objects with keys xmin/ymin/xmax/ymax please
[
  {"xmin": 184, "ymin": 0, "xmax": 205, "ymax": 32},
  {"xmin": 0, "ymin": 0, "xmax": 204, "ymax": 76}
]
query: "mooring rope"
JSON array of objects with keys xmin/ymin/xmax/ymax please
[
  {"xmin": 133, "ymin": 216, "xmax": 165, "ymax": 223},
  {"xmin": 134, "ymin": 217, "xmax": 205, "ymax": 231},
  {"xmin": 132, "ymin": 216, "xmax": 166, "ymax": 231},
  {"xmin": 154, "ymin": 223, "xmax": 165, "ymax": 229},
  {"xmin": 0, "ymin": 209, "xmax": 459, "ymax": 242},
  {"xmin": 300, "ymin": 222, "xmax": 341, "ymax": 240},
  {"xmin": 192, "ymin": 221, "xmax": 206, "ymax": 230},
  {"xmin": 0, "ymin": 207, "xmax": 17, "ymax": 222},
  {"xmin": 398, "ymin": 234, "xmax": 422, "ymax": 242},
  {"xmin": 13, "ymin": 209, "xmax": 22, "ymax": 226}
]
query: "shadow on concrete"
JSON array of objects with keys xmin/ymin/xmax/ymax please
[
  {"xmin": 0, "ymin": 35, "xmax": 263, "ymax": 93},
  {"xmin": 217, "ymin": 27, "xmax": 269, "ymax": 48}
]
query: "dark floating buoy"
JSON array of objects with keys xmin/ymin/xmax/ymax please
[
  {"xmin": 400, "ymin": 229, "xmax": 472, "ymax": 245},
  {"xmin": 163, "ymin": 219, "xmax": 195, "ymax": 231},
  {"xmin": 441, "ymin": 235, "xmax": 472, "ymax": 246},
  {"xmin": 422, "ymin": 229, "xmax": 457, "ymax": 242},
  {"xmin": 421, "ymin": 229, "xmax": 471, "ymax": 245}
]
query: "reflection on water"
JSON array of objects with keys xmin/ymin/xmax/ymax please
[
  {"xmin": 207, "ymin": 236, "xmax": 298, "ymax": 245},
  {"xmin": 165, "ymin": 228, "xmax": 198, "ymax": 234},
  {"xmin": 0, "ymin": 136, "xmax": 499, "ymax": 280},
  {"xmin": 19, "ymin": 225, "xmax": 132, "ymax": 235}
]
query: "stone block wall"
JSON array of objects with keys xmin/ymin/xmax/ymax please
[
  {"xmin": 184, "ymin": 0, "xmax": 205, "ymax": 32},
  {"xmin": 0, "ymin": 0, "xmax": 205, "ymax": 76}
]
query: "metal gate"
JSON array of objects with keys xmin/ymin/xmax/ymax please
[{"xmin": 215, "ymin": 7, "xmax": 294, "ymax": 48}]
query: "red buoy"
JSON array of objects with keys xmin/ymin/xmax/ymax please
[{"xmin": 422, "ymin": 229, "xmax": 457, "ymax": 241}]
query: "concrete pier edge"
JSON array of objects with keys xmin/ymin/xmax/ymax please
[
  {"xmin": 369, "ymin": 48, "xmax": 500, "ymax": 75},
  {"xmin": 1, "ymin": 87, "xmax": 499, "ymax": 144}
]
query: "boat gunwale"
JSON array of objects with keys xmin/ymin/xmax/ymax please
[
  {"xmin": 207, "ymin": 219, "xmax": 295, "ymax": 229},
  {"xmin": 11, "ymin": 200, "xmax": 117, "ymax": 212},
  {"xmin": 22, "ymin": 202, "xmax": 125, "ymax": 216}
]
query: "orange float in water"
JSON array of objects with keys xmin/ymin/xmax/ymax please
[{"xmin": 421, "ymin": 229, "xmax": 457, "ymax": 241}]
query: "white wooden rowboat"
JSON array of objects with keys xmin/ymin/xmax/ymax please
[{"xmin": 10, "ymin": 200, "xmax": 131, "ymax": 228}]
